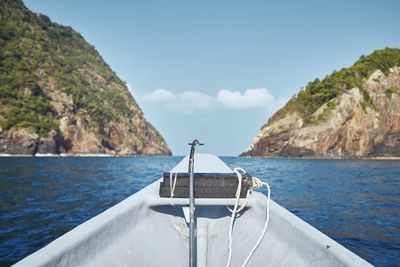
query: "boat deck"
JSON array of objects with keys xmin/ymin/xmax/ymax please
[{"xmin": 14, "ymin": 154, "xmax": 372, "ymax": 267}]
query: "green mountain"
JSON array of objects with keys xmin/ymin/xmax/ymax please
[
  {"xmin": 242, "ymin": 48, "xmax": 400, "ymax": 158},
  {"xmin": 0, "ymin": 0, "xmax": 171, "ymax": 155}
]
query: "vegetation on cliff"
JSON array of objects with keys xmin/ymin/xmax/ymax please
[
  {"xmin": 0, "ymin": 0, "xmax": 171, "ymax": 155},
  {"xmin": 0, "ymin": 0, "xmax": 123, "ymax": 134},
  {"xmin": 268, "ymin": 48, "xmax": 400, "ymax": 126},
  {"xmin": 242, "ymin": 48, "xmax": 400, "ymax": 158}
]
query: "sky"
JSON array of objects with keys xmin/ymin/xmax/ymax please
[{"xmin": 24, "ymin": 0, "xmax": 400, "ymax": 156}]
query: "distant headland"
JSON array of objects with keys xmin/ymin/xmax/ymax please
[
  {"xmin": 0, "ymin": 0, "xmax": 171, "ymax": 156},
  {"xmin": 242, "ymin": 48, "xmax": 400, "ymax": 159}
]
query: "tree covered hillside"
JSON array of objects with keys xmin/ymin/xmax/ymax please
[
  {"xmin": 268, "ymin": 48, "xmax": 400, "ymax": 126},
  {"xmin": 0, "ymin": 0, "xmax": 171, "ymax": 155}
]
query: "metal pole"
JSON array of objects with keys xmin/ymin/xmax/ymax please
[{"xmin": 188, "ymin": 140, "xmax": 203, "ymax": 267}]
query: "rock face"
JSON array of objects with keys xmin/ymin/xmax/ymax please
[
  {"xmin": 0, "ymin": 0, "xmax": 171, "ymax": 155},
  {"xmin": 242, "ymin": 50, "xmax": 400, "ymax": 158}
]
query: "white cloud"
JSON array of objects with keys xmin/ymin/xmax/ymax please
[
  {"xmin": 179, "ymin": 91, "xmax": 214, "ymax": 109},
  {"xmin": 142, "ymin": 89, "xmax": 214, "ymax": 111},
  {"xmin": 142, "ymin": 88, "xmax": 177, "ymax": 103},
  {"xmin": 141, "ymin": 87, "xmax": 277, "ymax": 111},
  {"xmin": 217, "ymin": 88, "xmax": 274, "ymax": 109}
]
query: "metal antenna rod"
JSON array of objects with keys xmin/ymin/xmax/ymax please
[{"xmin": 188, "ymin": 139, "xmax": 203, "ymax": 267}]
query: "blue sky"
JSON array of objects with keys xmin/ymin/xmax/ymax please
[{"xmin": 24, "ymin": 0, "xmax": 400, "ymax": 156}]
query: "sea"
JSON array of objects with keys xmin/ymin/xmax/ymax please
[{"xmin": 0, "ymin": 156, "xmax": 399, "ymax": 266}]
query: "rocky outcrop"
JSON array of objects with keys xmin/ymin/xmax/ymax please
[
  {"xmin": 0, "ymin": 0, "xmax": 171, "ymax": 155},
  {"xmin": 241, "ymin": 66, "xmax": 400, "ymax": 158}
]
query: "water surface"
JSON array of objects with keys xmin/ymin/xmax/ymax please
[{"xmin": 0, "ymin": 157, "xmax": 399, "ymax": 266}]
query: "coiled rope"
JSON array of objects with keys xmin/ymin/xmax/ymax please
[
  {"xmin": 168, "ymin": 169, "xmax": 271, "ymax": 267},
  {"xmin": 226, "ymin": 168, "xmax": 271, "ymax": 267}
]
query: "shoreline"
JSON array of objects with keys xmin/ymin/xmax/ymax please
[
  {"xmin": 0, "ymin": 153, "xmax": 172, "ymax": 157},
  {"xmin": 238, "ymin": 155, "xmax": 400, "ymax": 160},
  {"xmin": 1, "ymin": 153, "xmax": 399, "ymax": 160}
]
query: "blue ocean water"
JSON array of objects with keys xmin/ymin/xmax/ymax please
[{"xmin": 0, "ymin": 156, "xmax": 399, "ymax": 266}]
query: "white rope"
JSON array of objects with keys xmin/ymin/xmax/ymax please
[
  {"xmin": 226, "ymin": 189, "xmax": 251, "ymax": 213},
  {"xmin": 226, "ymin": 169, "xmax": 271, "ymax": 267},
  {"xmin": 241, "ymin": 177, "xmax": 271, "ymax": 266},
  {"xmin": 226, "ymin": 167, "xmax": 251, "ymax": 213},
  {"xmin": 167, "ymin": 168, "xmax": 271, "ymax": 267},
  {"xmin": 226, "ymin": 167, "xmax": 243, "ymax": 267},
  {"xmin": 169, "ymin": 172, "xmax": 178, "ymax": 205}
]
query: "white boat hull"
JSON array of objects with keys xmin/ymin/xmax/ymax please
[{"xmin": 14, "ymin": 154, "xmax": 371, "ymax": 267}]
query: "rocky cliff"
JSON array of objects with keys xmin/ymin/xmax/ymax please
[
  {"xmin": 0, "ymin": 0, "xmax": 171, "ymax": 155},
  {"xmin": 242, "ymin": 48, "xmax": 400, "ymax": 158}
]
